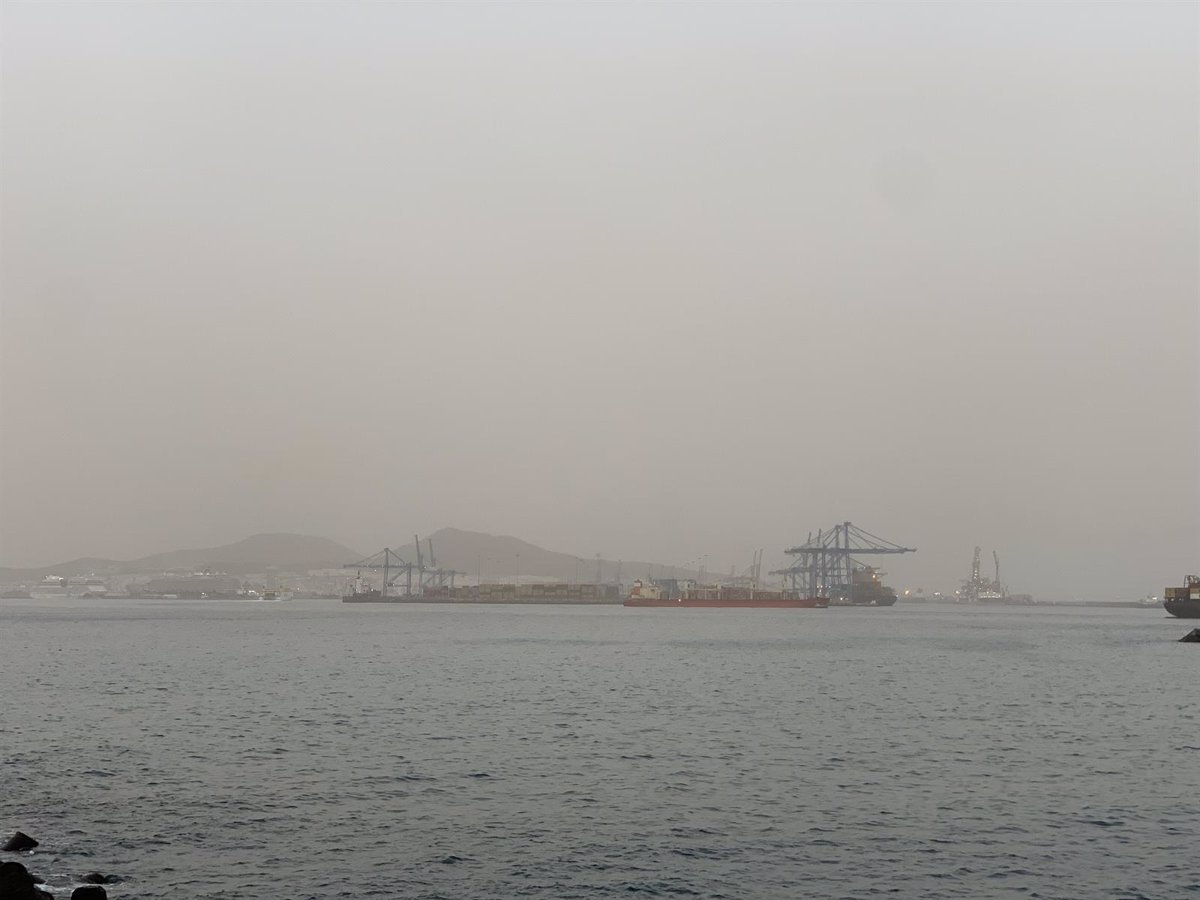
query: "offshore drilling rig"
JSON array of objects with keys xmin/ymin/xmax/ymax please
[{"xmin": 959, "ymin": 546, "xmax": 1006, "ymax": 602}]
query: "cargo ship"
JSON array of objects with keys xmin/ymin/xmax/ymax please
[
  {"xmin": 29, "ymin": 575, "xmax": 110, "ymax": 599},
  {"xmin": 1164, "ymin": 575, "xmax": 1200, "ymax": 618},
  {"xmin": 827, "ymin": 566, "xmax": 897, "ymax": 607},
  {"xmin": 343, "ymin": 575, "xmax": 399, "ymax": 603},
  {"xmin": 343, "ymin": 575, "xmax": 621, "ymax": 604},
  {"xmin": 29, "ymin": 576, "xmax": 69, "ymax": 600},
  {"xmin": 624, "ymin": 580, "xmax": 828, "ymax": 608}
]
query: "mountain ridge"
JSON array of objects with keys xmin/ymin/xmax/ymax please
[
  {"xmin": 386, "ymin": 527, "xmax": 698, "ymax": 584},
  {"xmin": 0, "ymin": 533, "xmax": 363, "ymax": 581},
  {"xmin": 0, "ymin": 528, "xmax": 703, "ymax": 585}
]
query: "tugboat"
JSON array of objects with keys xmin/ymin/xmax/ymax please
[{"xmin": 1164, "ymin": 575, "xmax": 1200, "ymax": 618}]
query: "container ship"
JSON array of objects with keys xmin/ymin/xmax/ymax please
[
  {"xmin": 623, "ymin": 580, "xmax": 828, "ymax": 608},
  {"xmin": 343, "ymin": 575, "xmax": 405, "ymax": 603},
  {"xmin": 343, "ymin": 575, "xmax": 621, "ymax": 604},
  {"xmin": 827, "ymin": 566, "xmax": 897, "ymax": 607},
  {"xmin": 1164, "ymin": 575, "xmax": 1200, "ymax": 618},
  {"xmin": 29, "ymin": 575, "xmax": 110, "ymax": 599}
]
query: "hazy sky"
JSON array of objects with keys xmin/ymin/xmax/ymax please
[{"xmin": 2, "ymin": 1, "xmax": 1197, "ymax": 599}]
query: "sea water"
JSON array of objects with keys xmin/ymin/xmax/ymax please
[{"xmin": 2, "ymin": 599, "xmax": 1197, "ymax": 899}]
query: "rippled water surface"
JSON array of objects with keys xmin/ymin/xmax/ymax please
[{"xmin": 3, "ymin": 599, "xmax": 1198, "ymax": 899}]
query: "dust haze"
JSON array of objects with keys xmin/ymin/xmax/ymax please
[{"xmin": 1, "ymin": 2, "xmax": 1196, "ymax": 600}]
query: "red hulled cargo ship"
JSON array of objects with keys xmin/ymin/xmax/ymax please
[{"xmin": 624, "ymin": 580, "xmax": 828, "ymax": 608}]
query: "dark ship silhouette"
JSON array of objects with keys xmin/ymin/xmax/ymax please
[{"xmin": 1164, "ymin": 575, "xmax": 1200, "ymax": 619}]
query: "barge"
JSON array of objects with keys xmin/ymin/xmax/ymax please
[{"xmin": 623, "ymin": 580, "xmax": 828, "ymax": 609}]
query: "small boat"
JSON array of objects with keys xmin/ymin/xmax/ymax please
[{"xmin": 1164, "ymin": 575, "xmax": 1200, "ymax": 618}]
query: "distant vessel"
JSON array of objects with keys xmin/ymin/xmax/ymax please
[
  {"xmin": 73, "ymin": 577, "xmax": 109, "ymax": 598},
  {"xmin": 28, "ymin": 575, "xmax": 109, "ymax": 600},
  {"xmin": 1164, "ymin": 575, "xmax": 1200, "ymax": 619},
  {"xmin": 137, "ymin": 573, "xmax": 241, "ymax": 599},
  {"xmin": 341, "ymin": 549, "xmax": 620, "ymax": 604},
  {"xmin": 29, "ymin": 576, "xmax": 69, "ymax": 600},
  {"xmin": 827, "ymin": 566, "xmax": 897, "ymax": 607},
  {"xmin": 774, "ymin": 522, "xmax": 915, "ymax": 609},
  {"xmin": 624, "ymin": 580, "xmax": 828, "ymax": 608},
  {"xmin": 343, "ymin": 579, "xmax": 621, "ymax": 604},
  {"xmin": 899, "ymin": 589, "xmax": 953, "ymax": 603},
  {"xmin": 343, "ymin": 574, "xmax": 393, "ymax": 603}
]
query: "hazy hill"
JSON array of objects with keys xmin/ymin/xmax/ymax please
[
  {"xmin": 0, "ymin": 528, "xmax": 708, "ymax": 586},
  {"xmin": 0, "ymin": 556, "xmax": 123, "ymax": 580},
  {"xmin": 0, "ymin": 533, "xmax": 362, "ymax": 582},
  {"xmin": 133, "ymin": 533, "xmax": 361, "ymax": 573},
  {"xmin": 388, "ymin": 527, "xmax": 696, "ymax": 584}
]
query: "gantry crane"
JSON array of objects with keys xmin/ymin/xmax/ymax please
[
  {"xmin": 344, "ymin": 538, "xmax": 460, "ymax": 598},
  {"xmin": 772, "ymin": 521, "xmax": 915, "ymax": 602}
]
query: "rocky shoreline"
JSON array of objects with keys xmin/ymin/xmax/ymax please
[{"xmin": 2, "ymin": 831, "xmax": 118, "ymax": 899}]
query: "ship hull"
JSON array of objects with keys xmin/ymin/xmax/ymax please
[
  {"xmin": 624, "ymin": 597, "xmax": 828, "ymax": 609},
  {"xmin": 343, "ymin": 592, "xmax": 394, "ymax": 603},
  {"xmin": 344, "ymin": 594, "xmax": 621, "ymax": 605},
  {"xmin": 1164, "ymin": 599, "xmax": 1200, "ymax": 619}
]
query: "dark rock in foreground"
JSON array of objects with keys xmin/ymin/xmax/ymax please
[
  {"xmin": 79, "ymin": 872, "xmax": 121, "ymax": 884},
  {"xmin": 0, "ymin": 861, "xmax": 52, "ymax": 899},
  {"xmin": 2, "ymin": 831, "xmax": 39, "ymax": 852},
  {"xmin": 1180, "ymin": 628, "xmax": 1200, "ymax": 643},
  {"xmin": 72, "ymin": 887, "xmax": 107, "ymax": 900}
]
